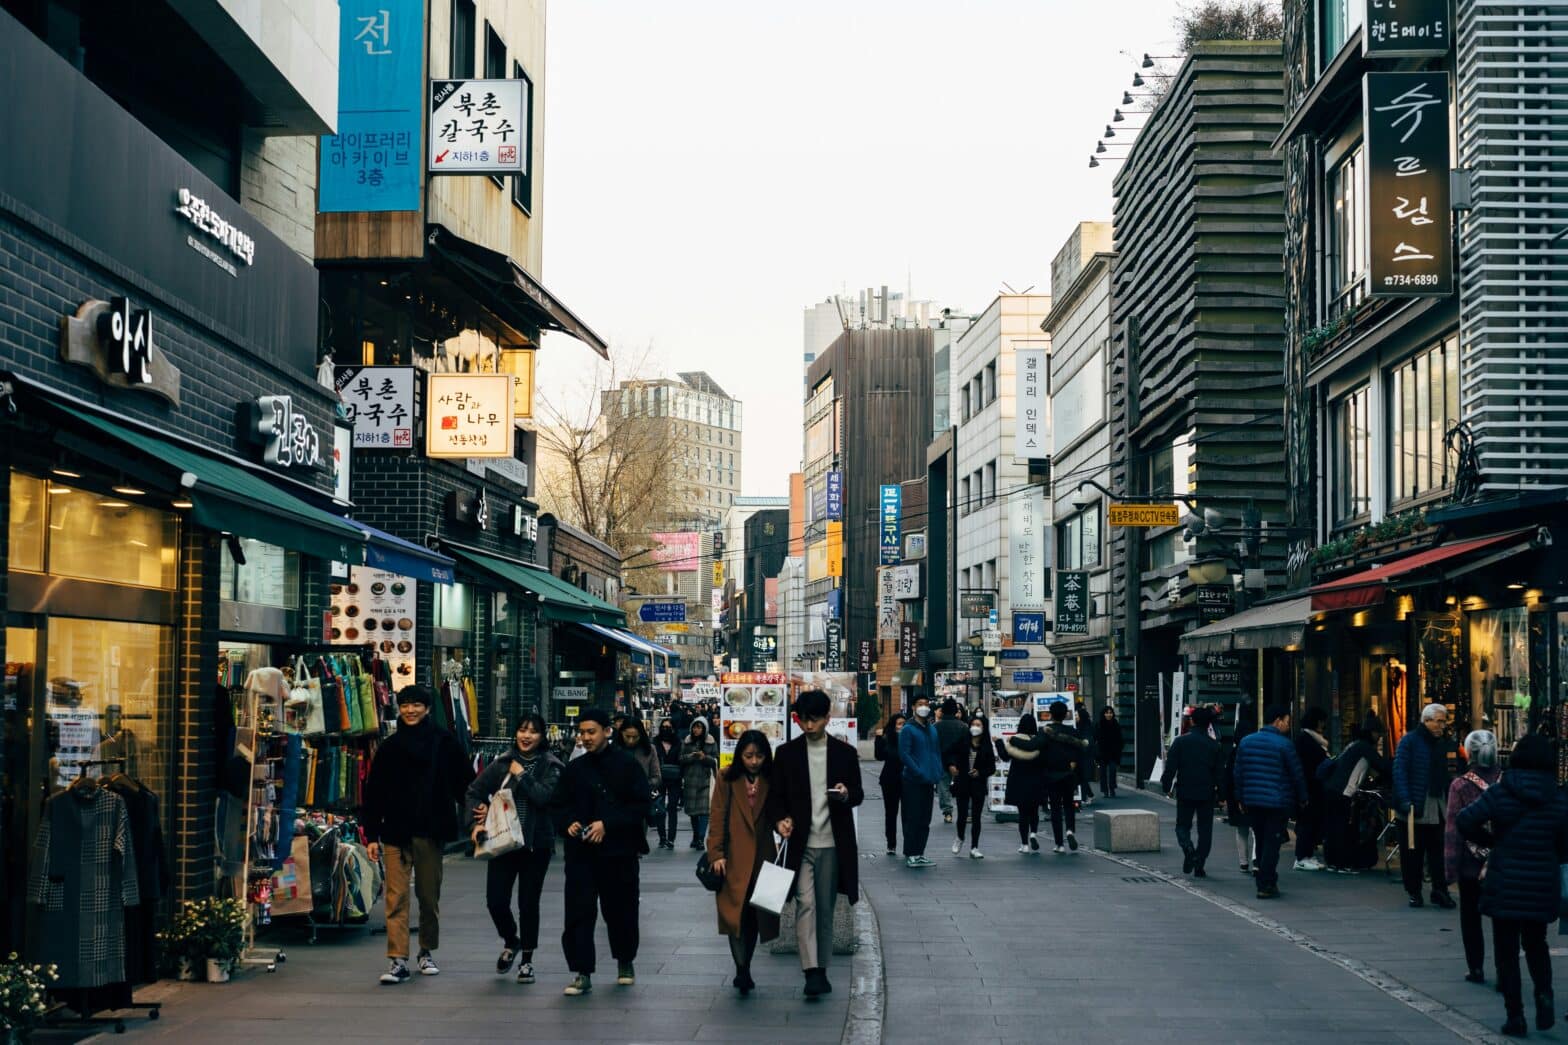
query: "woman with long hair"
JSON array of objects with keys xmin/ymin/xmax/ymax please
[
  {"xmin": 873, "ymin": 712, "xmax": 907, "ymax": 856},
  {"xmin": 653, "ymin": 717, "xmax": 683, "ymax": 849},
  {"xmin": 681, "ymin": 717, "xmax": 719, "ymax": 849},
  {"xmin": 996, "ymin": 713, "xmax": 1045, "ymax": 854},
  {"xmin": 947, "ymin": 714, "xmax": 996, "ymax": 858},
  {"xmin": 1096, "ymin": 706, "xmax": 1125, "ymax": 797},
  {"xmin": 706, "ymin": 730, "xmax": 781, "ymax": 994}
]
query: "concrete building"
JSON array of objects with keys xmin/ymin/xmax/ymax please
[{"xmin": 602, "ymin": 371, "xmax": 743, "ymax": 529}]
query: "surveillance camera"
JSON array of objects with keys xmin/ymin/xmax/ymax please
[{"xmin": 1070, "ymin": 492, "xmax": 1088, "ymax": 512}]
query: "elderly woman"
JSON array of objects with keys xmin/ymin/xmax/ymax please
[
  {"xmin": 706, "ymin": 730, "xmax": 780, "ymax": 995},
  {"xmin": 1445, "ymin": 730, "xmax": 1503, "ymax": 986}
]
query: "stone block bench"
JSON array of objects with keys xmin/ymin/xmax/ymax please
[{"xmin": 1093, "ymin": 808, "xmax": 1160, "ymax": 853}]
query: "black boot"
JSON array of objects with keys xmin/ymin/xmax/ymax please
[
  {"xmin": 1501, "ymin": 1011, "xmax": 1528, "ymax": 1037},
  {"xmin": 733, "ymin": 966, "xmax": 754, "ymax": 995},
  {"xmin": 1536, "ymin": 990, "xmax": 1554, "ymax": 1031}
]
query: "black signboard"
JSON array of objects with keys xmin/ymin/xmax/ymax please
[
  {"xmin": 1365, "ymin": 71, "xmax": 1452, "ymax": 298},
  {"xmin": 857, "ymin": 639, "xmax": 874, "ymax": 674},
  {"xmin": 960, "ymin": 592, "xmax": 996, "ymax": 619},
  {"xmin": 1196, "ymin": 585, "xmax": 1234, "ymax": 624},
  {"xmin": 1055, "ymin": 571, "xmax": 1090, "ymax": 635},
  {"xmin": 1364, "ymin": 0, "xmax": 1450, "ymax": 57},
  {"xmin": 1200, "ymin": 651, "xmax": 1243, "ymax": 688},
  {"xmin": 899, "ymin": 622, "xmax": 921, "ymax": 669},
  {"xmin": 824, "ymin": 619, "xmax": 842, "ymax": 671},
  {"xmin": 955, "ymin": 645, "xmax": 978, "ymax": 671}
]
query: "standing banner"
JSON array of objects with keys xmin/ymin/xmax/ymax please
[
  {"xmin": 1008, "ymin": 489, "xmax": 1047, "ymax": 610},
  {"xmin": 1365, "ymin": 71, "xmax": 1452, "ymax": 298},
  {"xmin": 320, "ymin": 0, "xmax": 423, "ymax": 212}
]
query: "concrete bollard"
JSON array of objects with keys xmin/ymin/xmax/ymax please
[
  {"xmin": 1093, "ymin": 808, "xmax": 1161, "ymax": 852},
  {"xmin": 767, "ymin": 895, "xmax": 859, "ymax": 956}
]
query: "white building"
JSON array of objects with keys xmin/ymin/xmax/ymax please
[
  {"xmin": 776, "ymin": 555, "xmax": 807, "ymax": 675},
  {"xmin": 1043, "ymin": 223, "xmax": 1115, "ymax": 710},
  {"xmin": 952, "ymin": 294, "xmax": 1052, "ymax": 701}
]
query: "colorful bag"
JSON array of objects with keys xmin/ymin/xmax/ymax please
[{"xmin": 296, "ymin": 658, "xmax": 327, "ymax": 737}]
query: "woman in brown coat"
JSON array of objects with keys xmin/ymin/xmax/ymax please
[{"xmin": 706, "ymin": 729, "xmax": 780, "ymax": 995}]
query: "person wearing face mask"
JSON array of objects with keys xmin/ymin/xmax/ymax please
[
  {"xmin": 681, "ymin": 718, "xmax": 720, "ymax": 849},
  {"xmin": 945, "ymin": 716, "xmax": 996, "ymax": 858},
  {"xmin": 465, "ymin": 713, "xmax": 564, "ymax": 984},
  {"xmin": 706, "ymin": 731, "xmax": 781, "ymax": 995},
  {"xmin": 654, "ymin": 719, "xmax": 683, "ymax": 849},
  {"xmin": 362, "ymin": 685, "xmax": 473, "ymax": 985},
  {"xmin": 897, "ymin": 694, "xmax": 945, "ymax": 867}
]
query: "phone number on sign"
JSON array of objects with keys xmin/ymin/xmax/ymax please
[{"xmin": 1381, "ymin": 273, "xmax": 1442, "ymax": 287}]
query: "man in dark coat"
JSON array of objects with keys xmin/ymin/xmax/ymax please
[
  {"xmin": 363, "ymin": 685, "xmax": 473, "ymax": 985},
  {"xmin": 1393, "ymin": 702, "xmax": 1460, "ymax": 909},
  {"xmin": 1161, "ymin": 706, "xmax": 1224, "ymax": 876},
  {"xmin": 934, "ymin": 698, "xmax": 967, "ymax": 823},
  {"xmin": 555, "ymin": 708, "xmax": 651, "ymax": 996},
  {"xmin": 765, "ymin": 689, "xmax": 864, "ymax": 1000}
]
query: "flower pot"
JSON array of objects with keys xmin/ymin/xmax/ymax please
[
  {"xmin": 176, "ymin": 957, "xmax": 197, "ymax": 982},
  {"xmin": 204, "ymin": 959, "xmax": 230, "ymax": 983}
]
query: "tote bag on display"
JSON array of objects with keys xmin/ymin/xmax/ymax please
[{"xmin": 748, "ymin": 839, "xmax": 796, "ymax": 916}]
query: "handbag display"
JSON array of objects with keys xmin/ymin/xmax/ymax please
[
  {"xmin": 748, "ymin": 838, "xmax": 796, "ymax": 916},
  {"xmin": 476, "ymin": 787, "xmax": 524, "ymax": 859},
  {"xmin": 270, "ymin": 834, "xmax": 314, "ymax": 916}
]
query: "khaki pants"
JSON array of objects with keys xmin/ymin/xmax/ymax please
[
  {"xmin": 794, "ymin": 846, "xmax": 839, "ymax": 972},
  {"xmin": 384, "ymin": 837, "xmax": 443, "ymax": 958}
]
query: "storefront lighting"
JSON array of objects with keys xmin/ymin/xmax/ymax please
[
  {"xmin": 47, "ymin": 485, "xmax": 71, "ymax": 494},
  {"xmin": 1507, "ymin": 582, "xmax": 1525, "ymax": 590},
  {"xmin": 98, "ymin": 500, "xmax": 130, "ymax": 509},
  {"xmin": 1351, "ymin": 610, "xmax": 1370, "ymax": 628},
  {"xmin": 1445, "ymin": 595, "xmax": 1457, "ymax": 605},
  {"xmin": 127, "ymin": 538, "xmax": 148, "ymax": 548},
  {"xmin": 171, "ymin": 499, "xmax": 193, "ymax": 509},
  {"xmin": 1395, "ymin": 594, "xmax": 1414, "ymax": 620},
  {"xmin": 51, "ymin": 467, "xmax": 81, "ymax": 479},
  {"xmin": 112, "ymin": 485, "xmax": 146, "ymax": 496}
]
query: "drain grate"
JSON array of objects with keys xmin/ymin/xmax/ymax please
[{"xmin": 1121, "ymin": 875, "xmax": 1162, "ymax": 883}]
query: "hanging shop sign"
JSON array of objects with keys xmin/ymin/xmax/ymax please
[
  {"xmin": 1364, "ymin": 71, "xmax": 1453, "ymax": 298},
  {"xmin": 878, "ymin": 568, "xmax": 899, "ymax": 640},
  {"xmin": 879, "ymin": 484, "xmax": 902, "ymax": 565},
  {"xmin": 1015, "ymin": 346, "xmax": 1047, "ymax": 461},
  {"xmin": 333, "ymin": 425, "xmax": 352, "ymax": 501},
  {"xmin": 330, "ymin": 568, "xmax": 417, "ymax": 682},
  {"xmin": 1108, "ymin": 503, "xmax": 1180, "ymax": 527},
  {"xmin": 1055, "ymin": 570, "xmax": 1090, "ymax": 635},
  {"xmin": 960, "ymin": 591, "xmax": 996, "ymax": 619},
  {"xmin": 1001, "ymin": 648, "xmax": 1030, "ymax": 660},
  {"xmin": 1364, "ymin": 0, "xmax": 1450, "ymax": 57},
  {"xmin": 857, "ymin": 639, "xmax": 874, "ymax": 673},
  {"xmin": 826, "ymin": 470, "xmax": 843, "ymax": 521},
  {"xmin": 899, "ymin": 622, "xmax": 921, "ymax": 669},
  {"xmin": 826, "ymin": 521, "xmax": 844, "ymax": 578},
  {"xmin": 1009, "ymin": 489, "xmax": 1047, "ymax": 610},
  {"xmin": 336, "ymin": 366, "xmax": 416, "ymax": 448},
  {"xmin": 59, "ymin": 297, "xmax": 182, "ymax": 404},
  {"xmin": 752, "ymin": 631, "xmax": 777, "ymax": 659},
  {"xmin": 889, "ymin": 564, "xmax": 921, "ymax": 601},
  {"xmin": 904, "ymin": 532, "xmax": 927, "ymax": 560},
  {"xmin": 320, "ymin": 0, "xmax": 422, "ymax": 211},
  {"xmin": 1012, "ymin": 611, "xmax": 1046, "ymax": 645},
  {"xmin": 1196, "ymin": 585, "xmax": 1234, "ymax": 623},
  {"xmin": 244, "ymin": 394, "xmax": 323, "ymax": 470},
  {"xmin": 429, "ymin": 78, "xmax": 527, "ymax": 174},
  {"xmin": 426, "ymin": 373, "xmax": 514, "ymax": 457},
  {"xmin": 824, "ymin": 619, "xmax": 843, "ymax": 671},
  {"xmin": 445, "ymin": 487, "xmax": 489, "ymax": 529}
]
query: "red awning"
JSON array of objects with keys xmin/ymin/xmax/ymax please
[{"xmin": 1309, "ymin": 530, "xmax": 1537, "ymax": 612}]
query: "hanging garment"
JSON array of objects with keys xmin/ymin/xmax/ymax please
[
  {"xmin": 104, "ymin": 779, "xmax": 168, "ymax": 986},
  {"xmin": 28, "ymin": 786, "xmax": 140, "ymax": 988},
  {"xmin": 278, "ymin": 734, "xmax": 303, "ymax": 849}
]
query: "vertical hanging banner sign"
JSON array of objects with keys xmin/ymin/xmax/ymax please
[
  {"xmin": 899, "ymin": 622, "xmax": 921, "ymax": 669},
  {"xmin": 1055, "ymin": 570, "xmax": 1090, "ymax": 635},
  {"xmin": 1009, "ymin": 489, "xmax": 1047, "ymax": 610},
  {"xmin": 1364, "ymin": 71, "xmax": 1452, "ymax": 298},
  {"xmin": 879, "ymin": 485, "xmax": 902, "ymax": 565},
  {"xmin": 320, "ymin": 0, "xmax": 424, "ymax": 212},
  {"xmin": 1015, "ymin": 347, "xmax": 1047, "ymax": 461},
  {"xmin": 825, "ymin": 471, "xmax": 843, "ymax": 521}
]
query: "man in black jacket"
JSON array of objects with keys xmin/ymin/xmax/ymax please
[
  {"xmin": 556, "ymin": 708, "xmax": 651, "ymax": 997},
  {"xmin": 1161, "ymin": 706, "xmax": 1225, "ymax": 876},
  {"xmin": 362, "ymin": 685, "xmax": 473, "ymax": 985}
]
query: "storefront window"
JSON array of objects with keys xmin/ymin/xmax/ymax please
[
  {"xmin": 1391, "ymin": 335, "xmax": 1460, "ymax": 504},
  {"xmin": 219, "ymin": 538, "xmax": 300, "ymax": 608},
  {"xmin": 1332, "ymin": 385, "xmax": 1371, "ymax": 525},
  {"xmin": 8, "ymin": 472, "xmax": 177, "ymax": 588},
  {"xmin": 45, "ymin": 618, "xmax": 170, "ymax": 792},
  {"xmin": 434, "ymin": 582, "xmax": 472, "ymax": 631},
  {"xmin": 8, "ymin": 473, "xmax": 45, "ymax": 572},
  {"xmin": 1471, "ymin": 607, "xmax": 1529, "ymax": 750}
]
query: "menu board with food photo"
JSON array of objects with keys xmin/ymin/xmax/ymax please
[
  {"xmin": 718, "ymin": 671, "xmax": 787, "ymax": 767},
  {"xmin": 329, "ymin": 567, "xmax": 417, "ymax": 682},
  {"xmin": 988, "ymin": 714, "xmax": 1021, "ymax": 818}
]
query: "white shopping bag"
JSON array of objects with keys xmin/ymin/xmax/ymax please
[
  {"xmin": 748, "ymin": 839, "xmax": 796, "ymax": 916},
  {"xmin": 477, "ymin": 788, "xmax": 524, "ymax": 859}
]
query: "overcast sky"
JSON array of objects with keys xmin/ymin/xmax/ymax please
[{"xmin": 537, "ymin": 1, "xmax": 1183, "ymax": 496}]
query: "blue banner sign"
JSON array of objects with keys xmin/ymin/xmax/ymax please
[
  {"xmin": 1011, "ymin": 669, "xmax": 1045, "ymax": 685},
  {"xmin": 320, "ymin": 0, "xmax": 424, "ymax": 212},
  {"xmin": 880, "ymin": 485, "xmax": 902, "ymax": 565},
  {"xmin": 1012, "ymin": 611, "xmax": 1046, "ymax": 645},
  {"xmin": 638, "ymin": 601, "xmax": 686, "ymax": 624},
  {"xmin": 826, "ymin": 471, "xmax": 843, "ymax": 521},
  {"xmin": 1000, "ymin": 648, "xmax": 1030, "ymax": 661}
]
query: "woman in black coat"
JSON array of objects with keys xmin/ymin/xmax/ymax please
[
  {"xmin": 996, "ymin": 714, "xmax": 1046, "ymax": 853},
  {"xmin": 873, "ymin": 712, "xmax": 907, "ymax": 857},
  {"xmin": 1223, "ymin": 707, "xmax": 1257, "ymax": 873},
  {"xmin": 1095, "ymin": 707, "xmax": 1125, "ymax": 797},
  {"xmin": 945, "ymin": 714, "xmax": 997, "ymax": 858},
  {"xmin": 1458, "ymin": 733, "xmax": 1568, "ymax": 1036}
]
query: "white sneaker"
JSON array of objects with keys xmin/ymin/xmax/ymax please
[
  {"xmin": 416, "ymin": 950, "xmax": 440, "ymax": 976},
  {"xmin": 970, "ymin": 848, "xmax": 984, "ymax": 859},
  {"xmin": 952, "ymin": 838, "xmax": 962, "ymax": 855},
  {"xmin": 1017, "ymin": 844, "xmax": 1031, "ymax": 854},
  {"xmin": 1293, "ymin": 858, "xmax": 1323, "ymax": 872},
  {"xmin": 1053, "ymin": 844, "xmax": 1067, "ymax": 854}
]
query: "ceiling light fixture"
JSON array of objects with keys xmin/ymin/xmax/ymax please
[
  {"xmin": 98, "ymin": 500, "xmax": 131, "ymax": 509},
  {"xmin": 172, "ymin": 499, "xmax": 194, "ymax": 509},
  {"xmin": 51, "ymin": 467, "xmax": 81, "ymax": 479},
  {"xmin": 112, "ymin": 485, "xmax": 146, "ymax": 497}
]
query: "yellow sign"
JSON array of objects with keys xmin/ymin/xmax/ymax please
[
  {"xmin": 425, "ymin": 373, "xmax": 515, "ymax": 458},
  {"xmin": 826, "ymin": 521, "xmax": 843, "ymax": 577},
  {"xmin": 1108, "ymin": 502, "xmax": 1180, "ymax": 527},
  {"xmin": 713, "ymin": 561, "xmax": 725, "ymax": 587},
  {"xmin": 564, "ymin": 705, "xmax": 580, "ymax": 718},
  {"xmin": 500, "ymin": 347, "xmax": 535, "ymax": 420},
  {"xmin": 660, "ymin": 623, "xmax": 689, "ymax": 633}
]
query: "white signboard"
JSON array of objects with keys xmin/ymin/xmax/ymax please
[
  {"xmin": 989, "ymin": 714, "xmax": 1020, "ymax": 817},
  {"xmin": 889, "ymin": 564, "xmax": 921, "ymax": 601},
  {"xmin": 426, "ymin": 372, "xmax": 514, "ymax": 458},
  {"xmin": 1008, "ymin": 489, "xmax": 1047, "ymax": 610},
  {"xmin": 338, "ymin": 366, "xmax": 416, "ymax": 449},
  {"xmin": 1015, "ymin": 347, "xmax": 1047, "ymax": 461},
  {"xmin": 429, "ymin": 78, "xmax": 527, "ymax": 173},
  {"xmin": 330, "ymin": 568, "xmax": 418, "ymax": 684},
  {"xmin": 877, "ymin": 568, "xmax": 898, "ymax": 639}
]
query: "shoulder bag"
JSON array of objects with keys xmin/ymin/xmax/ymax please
[{"xmin": 695, "ymin": 781, "xmax": 732, "ymax": 892}]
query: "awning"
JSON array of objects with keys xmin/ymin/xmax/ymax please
[
  {"xmin": 1309, "ymin": 529, "xmax": 1542, "ymax": 612},
  {"xmin": 46, "ymin": 401, "xmax": 366, "ymax": 564},
  {"xmin": 1179, "ymin": 597, "xmax": 1313, "ymax": 655},
  {"xmin": 444, "ymin": 545, "xmax": 624, "ymax": 626},
  {"xmin": 576, "ymin": 622, "xmax": 656, "ymax": 664},
  {"xmin": 426, "ymin": 224, "xmax": 609, "ymax": 359},
  {"xmin": 358, "ymin": 523, "xmax": 456, "ymax": 584}
]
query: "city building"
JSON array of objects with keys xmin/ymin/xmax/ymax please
[
  {"xmin": 1043, "ymin": 223, "xmax": 1115, "ymax": 718},
  {"xmin": 601, "ymin": 371, "xmax": 742, "ymax": 528},
  {"xmin": 802, "ymin": 285, "xmax": 941, "ymax": 380},
  {"xmin": 740, "ymin": 508, "xmax": 789, "ymax": 670},
  {"xmin": 1109, "ymin": 41, "xmax": 1288, "ymax": 781},
  {"xmin": 930, "ymin": 310, "xmax": 976, "ymax": 440}
]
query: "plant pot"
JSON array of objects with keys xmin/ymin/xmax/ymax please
[
  {"xmin": 204, "ymin": 958, "xmax": 230, "ymax": 983},
  {"xmin": 176, "ymin": 957, "xmax": 197, "ymax": 981}
]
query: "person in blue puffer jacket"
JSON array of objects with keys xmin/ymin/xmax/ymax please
[
  {"xmin": 897, "ymin": 694, "xmax": 945, "ymax": 867},
  {"xmin": 1233, "ymin": 703, "xmax": 1307, "ymax": 901},
  {"xmin": 1392, "ymin": 702, "xmax": 1461, "ymax": 909}
]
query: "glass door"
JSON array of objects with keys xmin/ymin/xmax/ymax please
[{"xmin": 2, "ymin": 625, "xmax": 42, "ymax": 955}]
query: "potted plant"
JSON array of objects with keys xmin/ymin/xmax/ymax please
[
  {"xmin": 170, "ymin": 898, "xmax": 247, "ymax": 983},
  {"xmin": 157, "ymin": 905, "xmax": 200, "ymax": 980},
  {"xmin": 0, "ymin": 953, "xmax": 58, "ymax": 1042}
]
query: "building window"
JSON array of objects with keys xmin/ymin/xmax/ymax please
[
  {"xmin": 1326, "ymin": 146, "xmax": 1366, "ymax": 319},
  {"xmin": 1148, "ymin": 432, "xmax": 1193, "ymax": 497},
  {"xmin": 984, "ymin": 461, "xmax": 996, "ymax": 505},
  {"xmin": 1058, "ymin": 505, "xmax": 1102, "ymax": 569},
  {"xmin": 484, "ymin": 25, "xmax": 506, "ymax": 187},
  {"xmin": 1391, "ymin": 334, "xmax": 1460, "ymax": 504},
  {"xmin": 961, "ymin": 385, "xmax": 971, "ymax": 423},
  {"xmin": 984, "ymin": 362, "xmax": 997, "ymax": 405},
  {"xmin": 511, "ymin": 61, "xmax": 534, "ymax": 214},
  {"xmin": 1332, "ymin": 384, "xmax": 1371, "ymax": 525},
  {"xmin": 1321, "ymin": 0, "xmax": 1365, "ymax": 68},
  {"xmin": 450, "ymin": 0, "xmax": 476, "ymax": 78},
  {"xmin": 960, "ymin": 476, "xmax": 971, "ymax": 516},
  {"xmin": 9, "ymin": 473, "xmax": 179, "ymax": 589}
]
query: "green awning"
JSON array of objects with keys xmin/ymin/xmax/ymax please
[
  {"xmin": 51, "ymin": 404, "xmax": 366, "ymax": 565},
  {"xmin": 446, "ymin": 546, "xmax": 625, "ymax": 627}
]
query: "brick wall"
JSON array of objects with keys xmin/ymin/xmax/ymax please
[
  {"xmin": 239, "ymin": 133, "xmax": 318, "ymax": 263},
  {"xmin": 173, "ymin": 530, "xmax": 221, "ymax": 900}
]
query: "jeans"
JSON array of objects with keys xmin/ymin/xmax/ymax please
[
  {"xmin": 1046, "ymin": 781, "xmax": 1077, "ymax": 845},
  {"xmin": 1016, "ymin": 802, "xmax": 1040, "ymax": 845},
  {"xmin": 561, "ymin": 855, "xmax": 640, "ymax": 975},
  {"xmin": 1494, "ymin": 918, "xmax": 1552, "ymax": 1016},
  {"xmin": 660, "ymin": 781, "xmax": 680, "ymax": 844},
  {"xmin": 383, "ymin": 837, "xmax": 443, "ymax": 958},
  {"xmin": 937, "ymin": 774, "xmax": 955, "ymax": 816},
  {"xmin": 485, "ymin": 847, "xmax": 551, "ymax": 951},
  {"xmin": 1400, "ymin": 820, "xmax": 1447, "ymax": 898},
  {"xmin": 882, "ymin": 778, "xmax": 902, "ymax": 851},
  {"xmin": 954, "ymin": 788, "xmax": 985, "ymax": 847},
  {"xmin": 901, "ymin": 780, "xmax": 935, "ymax": 857},
  {"xmin": 1294, "ymin": 798, "xmax": 1324, "ymax": 861},
  {"xmin": 1175, "ymin": 799, "xmax": 1215, "ymax": 870},
  {"xmin": 1458, "ymin": 877, "xmax": 1485, "ymax": 973},
  {"xmin": 689, "ymin": 814, "xmax": 709, "ymax": 848},
  {"xmin": 1250, "ymin": 807, "xmax": 1289, "ymax": 890}
]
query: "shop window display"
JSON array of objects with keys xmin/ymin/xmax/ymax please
[
  {"xmin": 220, "ymin": 540, "xmax": 300, "ymax": 608},
  {"xmin": 8, "ymin": 472, "xmax": 177, "ymax": 589},
  {"xmin": 1471, "ymin": 607, "xmax": 1529, "ymax": 750},
  {"xmin": 45, "ymin": 619, "xmax": 169, "ymax": 792}
]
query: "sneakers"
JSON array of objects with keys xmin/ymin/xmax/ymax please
[
  {"xmin": 1293, "ymin": 857, "xmax": 1323, "ymax": 872},
  {"xmin": 1029, "ymin": 833, "xmax": 1041, "ymax": 852},
  {"xmin": 905, "ymin": 855, "xmax": 935, "ymax": 868},
  {"xmin": 952, "ymin": 838, "xmax": 962, "ymax": 855},
  {"xmin": 1017, "ymin": 844, "xmax": 1031, "ymax": 854},
  {"xmin": 1408, "ymin": 894, "xmax": 1425, "ymax": 909},
  {"xmin": 496, "ymin": 947, "xmax": 517, "ymax": 974},
  {"xmin": 1066, "ymin": 831, "xmax": 1079, "ymax": 852},
  {"xmin": 564, "ymin": 973, "xmax": 592, "ymax": 995},
  {"xmin": 970, "ymin": 848, "xmax": 984, "ymax": 859},
  {"xmin": 886, "ymin": 847, "xmax": 897, "ymax": 857},
  {"xmin": 516, "ymin": 961, "xmax": 536, "ymax": 984},
  {"xmin": 416, "ymin": 950, "xmax": 439, "ymax": 976},
  {"xmin": 379, "ymin": 959, "xmax": 411, "ymax": 985},
  {"xmin": 1240, "ymin": 862, "xmax": 1252, "ymax": 874},
  {"xmin": 616, "ymin": 962, "xmax": 635, "ymax": 985},
  {"xmin": 1465, "ymin": 968, "xmax": 1486, "ymax": 985},
  {"xmin": 1194, "ymin": 866, "xmax": 1208, "ymax": 878},
  {"xmin": 1053, "ymin": 844, "xmax": 1067, "ymax": 854}
]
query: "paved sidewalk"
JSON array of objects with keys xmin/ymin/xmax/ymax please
[{"xmin": 101, "ymin": 833, "xmax": 850, "ymax": 1044}]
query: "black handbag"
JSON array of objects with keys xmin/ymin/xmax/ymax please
[{"xmin": 695, "ymin": 783, "xmax": 732, "ymax": 892}]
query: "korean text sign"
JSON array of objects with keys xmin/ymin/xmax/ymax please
[
  {"xmin": 337, "ymin": 366, "xmax": 415, "ymax": 448},
  {"xmin": 1365, "ymin": 71, "xmax": 1452, "ymax": 298},
  {"xmin": 1055, "ymin": 570, "xmax": 1090, "ymax": 635},
  {"xmin": 429, "ymin": 79, "xmax": 526, "ymax": 173},
  {"xmin": 1008, "ymin": 489, "xmax": 1047, "ymax": 610},
  {"xmin": 1364, "ymin": 0, "xmax": 1450, "ymax": 57},
  {"xmin": 425, "ymin": 373, "xmax": 514, "ymax": 458},
  {"xmin": 1015, "ymin": 347, "xmax": 1047, "ymax": 462},
  {"xmin": 880, "ymin": 485, "xmax": 902, "ymax": 565},
  {"xmin": 321, "ymin": 0, "xmax": 423, "ymax": 212}
]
